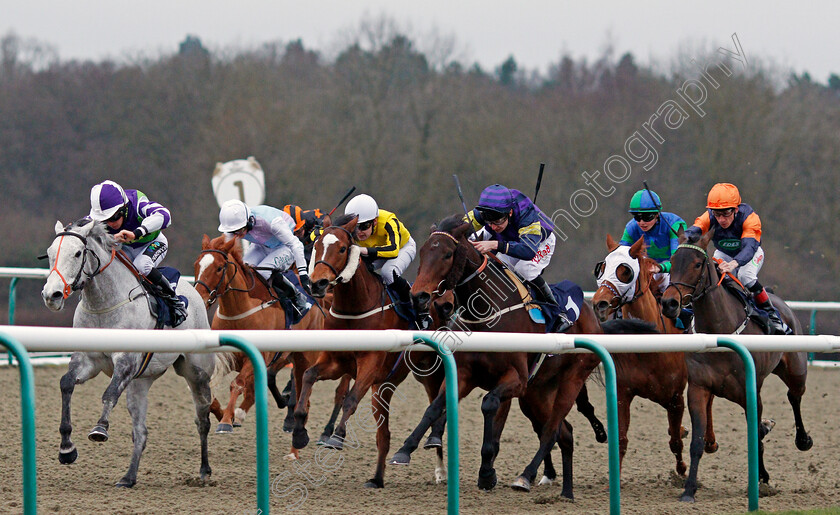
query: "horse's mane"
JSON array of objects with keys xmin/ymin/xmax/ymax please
[{"xmin": 437, "ymin": 213, "xmax": 467, "ymax": 234}]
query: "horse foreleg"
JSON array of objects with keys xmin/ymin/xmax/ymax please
[
  {"xmin": 704, "ymin": 395, "xmax": 718, "ymax": 453},
  {"xmin": 322, "ymin": 366, "xmax": 378, "ymax": 450},
  {"xmin": 319, "ymin": 375, "xmax": 351, "ymax": 444},
  {"xmin": 616, "ymin": 391, "xmax": 633, "ymax": 470},
  {"xmin": 217, "ymin": 366, "xmax": 251, "ymax": 433},
  {"xmin": 478, "ymin": 374, "xmax": 524, "ymax": 491},
  {"xmin": 174, "ymin": 353, "xmax": 214, "ymax": 481},
  {"xmin": 292, "ymin": 359, "xmax": 345, "ymax": 450},
  {"xmin": 235, "ymin": 382, "xmax": 256, "ymax": 428},
  {"xmin": 58, "ymin": 353, "xmax": 101, "ymax": 465},
  {"xmin": 267, "ymin": 366, "xmax": 286, "ymax": 409},
  {"xmin": 557, "ymin": 420, "xmax": 575, "ymax": 499},
  {"xmin": 209, "ymin": 397, "xmax": 223, "ymax": 422},
  {"xmin": 666, "ymin": 391, "xmax": 688, "ymax": 476},
  {"xmin": 364, "ymin": 382, "xmax": 398, "ymax": 488},
  {"xmin": 283, "ymin": 376, "xmax": 297, "ymax": 433},
  {"xmin": 117, "ymin": 378, "xmax": 154, "ymax": 487},
  {"xmin": 575, "ymin": 383, "xmax": 607, "ymax": 443},
  {"xmin": 389, "ymin": 391, "xmax": 448, "ymax": 465},
  {"xmin": 774, "ymin": 353, "xmax": 812, "ymax": 451},
  {"xmin": 90, "ymin": 357, "xmax": 136, "ymax": 442},
  {"xmin": 681, "ymin": 384, "xmax": 711, "ymax": 503}
]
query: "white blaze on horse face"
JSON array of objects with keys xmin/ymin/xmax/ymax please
[
  {"xmin": 309, "ymin": 233, "xmax": 338, "ymax": 276},
  {"xmin": 197, "ymin": 254, "xmax": 215, "ymax": 281}
]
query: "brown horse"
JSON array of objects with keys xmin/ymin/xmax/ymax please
[
  {"xmin": 193, "ymin": 234, "xmax": 350, "ymax": 455},
  {"xmin": 591, "ymin": 234, "xmax": 689, "ymax": 476},
  {"xmin": 391, "ymin": 214, "xmax": 613, "ymax": 496},
  {"xmin": 292, "ymin": 215, "xmax": 447, "ymax": 488},
  {"xmin": 661, "ymin": 228, "xmax": 812, "ymax": 503}
]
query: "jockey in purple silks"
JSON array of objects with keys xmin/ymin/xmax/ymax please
[{"xmin": 89, "ymin": 180, "xmax": 187, "ymax": 326}]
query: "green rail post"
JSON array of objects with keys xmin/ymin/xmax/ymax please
[
  {"xmin": 219, "ymin": 334, "xmax": 269, "ymax": 514},
  {"xmin": 574, "ymin": 337, "xmax": 620, "ymax": 515},
  {"xmin": 717, "ymin": 337, "xmax": 759, "ymax": 511},
  {"xmin": 413, "ymin": 334, "xmax": 459, "ymax": 515},
  {"xmin": 7, "ymin": 277, "xmax": 19, "ymax": 364},
  {"xmin": 0, "ymin": 331, "xmax": 37, "ymax": 515}
]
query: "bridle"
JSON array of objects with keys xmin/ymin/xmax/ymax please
[
  {"xmin": 665, "ymin": 243, "xmax": 716, "ymax": 307},
  {"xmin": 195, "ymin": 248, "xmax": 255, "ymax": 305},
  {"xmin": 311, "ymin": 226, "xmax": 358, "ymax": 286},
  {"xmin": 594, "ymin": 255, "xmax": 647, "ymax": 317},
  {"xmin": 429, "ymin": 231, "xmax": 487, "ymax": 297},
  {"xmin": 49, "ymin": 230, "xmax": 116, "ymax": 299}
]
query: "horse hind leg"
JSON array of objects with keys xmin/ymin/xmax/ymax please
[
  {"xmin": 774, "ymin": 353, "xmax": 813, "ymax": 451},
  {"xmin": 576, "ymin": 383, "xmax": 607, "ymax": 443},
  {"xmin": 318, "ymin": 374, "xmax": 351, "ymax": 444},
  {"xmin": 116, "ymin": 379, "xmax": 154, "ymax": 487},
  {"xmin": 681, "ymin": 384, "xmax": 711, "ymax": 503},
  {"xmin": 177, "ymin": 357, "xmax": 214, "ymax": 481},
  {"xmin": 665, "ymin": 392, "xmax": 688, "ymax": 476},
  {"xmin": 59, "ymin": 354, "xmax": 101, "ymax": 464},
  {"xmin": 217, "ymin": 369, "xmax": 250, "ymax": 433}
]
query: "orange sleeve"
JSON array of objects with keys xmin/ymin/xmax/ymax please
[
  {"xmin": 693, "ymin": 212, "xmax": 711, "ymax": 233},
  {"xmin": 741, "ymin": 212, "xmax": 761, "ymax": 242}
]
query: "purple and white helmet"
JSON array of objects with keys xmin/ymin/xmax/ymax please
[{"xmin": 89, "ymin": 180, "xmax": 128, "ymax": 221}]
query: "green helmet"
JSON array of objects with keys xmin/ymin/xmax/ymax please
[{"xmin": 628, "ymin": 189, "xmax": 661, "ymax": 213}]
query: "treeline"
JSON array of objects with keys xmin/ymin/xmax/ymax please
[{"xmin": 1, "ymin": 26, "xmax": 839, "ymax": 326}]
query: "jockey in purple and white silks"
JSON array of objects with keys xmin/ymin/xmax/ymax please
[
  {"xmin": 89, "ymin": 179, "xmax": 187, "ymax": 326},
  {"xmin": 467, "ymin": 184, "xmax": 561, "ymax": 309},
  {"xmin": 217, "ymin": 199, "xmax": 311, "ymax": 314}
]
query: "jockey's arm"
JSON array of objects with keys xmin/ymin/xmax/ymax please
[
  {"xmin": 365, "ymin": 219, "xmax": 402, "ymax": 259},
  {"xmin": 731, "ymin": 212, "xmax": 762, "ymax": 266},
  {"xmin": 270, "ymin": 217, "xmax": 308, "ymax": 276}
]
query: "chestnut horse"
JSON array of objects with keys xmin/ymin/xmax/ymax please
[
  {"xmin": 591, "ymin": 234, "xmax": 689, "ymax": 476},
  {"xmin": 292, "ymin": 215, "xmax": 447, "ymax": 488},
  {"xmin": 391, "ymin": 214, "xmax": 613, "ymax": 496},
  {"xmin": 194, "ymin": 234, "xmax": 350, "ymax": 455},
  {"xmin": 661, "ymin": 228, "xmax": 811, "ymax": 503}
]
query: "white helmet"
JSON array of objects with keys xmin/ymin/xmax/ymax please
[
  {"xmin": 344, "ymin": 194, "xmax": 379, "ymax": 223},
  {"xmin": 218, "ymin": 199, "xmax": 252, "ymax": 233},
  {"xmin": 89, "ymin": 180, "xmax": 128, "ymax": 221}
]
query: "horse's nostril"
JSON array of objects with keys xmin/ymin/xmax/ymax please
[
  {"xmin": 315, "ymin": 279, "xmax": 328, "ymax": 289},
  {"xmin": 51, "ymin": 291, "xmax": 63, "ymax": 300}
]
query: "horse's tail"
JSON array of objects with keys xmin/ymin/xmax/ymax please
[
  {"xmin": 210, "ymin": 351, "xmax": 240, "ymax": 389},
  {"xmin": 600, "ymin": 318, "xmax": 659, "ymax": 334}
]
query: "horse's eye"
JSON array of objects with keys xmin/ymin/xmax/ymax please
[
  {"xmin": 695, "ymin": 262, "xmax": 703, "ymax": 269},
  {"xmin": 75, "ymin": 251, "xmax": 82, "ymax": 257},
  {"xmin": 339, "ymin": 247, "xmax": 346, "ymax": 253},
  {"xmin": 444, "ymin": 251, "xmax": 453, "ymax": 259}
]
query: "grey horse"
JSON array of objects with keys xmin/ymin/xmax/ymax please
[{"xmin": 41, "ymin": 217, "xmax": 216, "ymax": 487}]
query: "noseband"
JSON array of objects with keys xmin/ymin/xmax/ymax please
[{"xmin": 665, "ymin": 243, "xmax": 715, "ymax": 307}]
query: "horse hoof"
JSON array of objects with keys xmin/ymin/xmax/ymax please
[
  {"xmin": 796, "ymin": 433, "xmax": 813, "ymax": 451},
  {"xmin": 284, "ymin": 452, "xmax": 299, "ymax": 461},
  {"xmin": 705, "ymin": 441, "xmax": 718, "ymax": 453},
  {"xmin": 477, "ymin": 470, "xmax": 497, "ymax": 491},
  {"xmin": 58, "ymin": 447, "xmax": 78, "ymax": 465},
  {"xmin": 232, "ymin": 421, "xmax": 242, "ymax": 428},
  {"xmin": 679, "ymin": 493, "xmax": 695, "ymax": 503},
  {"xmin": 364, "ymin": 478, "xmax": 384, "ymax": 489},
  {"xmin": 538, "ymin": 475, "xmax": 553, "ymax": 486},
  {"xmin": 680, "ymin": 425, "xmax": 689, "ymax": 439},
  {"xmin": 115, "ymin": 478, "xmax": 136, "ymax": 488},
  {"xmin": 316, "ymin": 433, "xmax": 330, "ymax": 446},
  {"xmin": 761, "ymin": 418, "xmax": 776, "ymax": 433},
  {"xmin": 423, "ymin": 436, "xmax": 442, "ymax": 449},
  {"xmin": 510, "ymin": 476, "xmax": 532, "ymax": 492},
  {"xmin": 282, "ymin": 418, "xmax": 295, "ymax": 434},
  {"xmin": 292, "ymin": 430, "xmax": 310, "ymax": 449},
  {"xmin": 216, "ymin": 423, "xmax": 234, "ymax": 434},
  {"xmin": 322, "ymin": 437, "xmax": 344, "ymax": 450},
  {"xmin": 594, "ymin": 424, "xmax": 608, "ymax": 443},
  {"xmin": 88, "ymin": 426, "xmax": 109, "ymax": 442},
  {"xmin": 435, "ymin": 468, "xmax": 447, "ymax": 484},
  {"xmin": 389, "ymin": 452, "xmax": 411, "ymax": 466}
]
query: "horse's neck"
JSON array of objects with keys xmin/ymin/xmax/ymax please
[
  {"xmin": 333, "ymin": 260, "xmax": 383, "ymax": 312},
  {"xmin": 455, "ymin": 260, "xmax": 536, "ymax": 332},
  {"xmin": 622, "ymin": 288, "xmax": 664, "ymax": 330},
  {"xmin": 220, "ymin": 263, "xmax": 270, "ymax": 311},
  {"xmin": 692, "ymin": 264, "xmax": 746, "ymax": 333},
  {"xmin": 81, "ymin": 251, "xmax": 141, "ymax": 309}
]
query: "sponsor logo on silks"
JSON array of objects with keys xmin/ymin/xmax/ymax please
[
  {"xmin": 753, "ymin": 253, "xmax": 764, "ymax": 265},
  {"xmin": 532, "ymin": 243, "xmax": 552, "ymax": 263},
  {"xmin": 718, "ymin": 239, "xmax": 741, "ymax": 249},
  {"xmin": 146, "ymin": 241, "xmax": 164, "ymax": 252},
  {"xmin": 273, "ymin": 255, "xmax": 292, "ymax": 268}
]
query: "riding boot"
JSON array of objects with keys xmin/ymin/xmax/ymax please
[
  {"xmin": 146, "ymin": 267, "xmax": 187, "ymax": 327},
  {"xmin": 757, "ymin": 298, "xmax": 792, "ymax": 335},
  {"xmin": 531, "ymin": 275, "xmax": 572, "ymax": 332},
  {"xmin": 391, "ymin": 272, "xmax": 431, "ymax": 330},
  {"xmin": 271, "ymin": 271, "xmax": 310, "ymax": 315}
]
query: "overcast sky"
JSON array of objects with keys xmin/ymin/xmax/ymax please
[{"xmin": 4, "ymin": 0, "xmax": 839, "ymax": 81}]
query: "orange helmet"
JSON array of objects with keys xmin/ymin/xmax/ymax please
[
  {"xmin": 706, "ymin": 183, "xmax": 741, "ymax": 209},
  {"xmin": 283, "ymin": 204, "xmax": 306, "ymax": 232}
]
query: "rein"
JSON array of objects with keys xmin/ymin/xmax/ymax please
[{"xmin": 195, "ymin": 248, "xmax": 255, "ymax": 306}]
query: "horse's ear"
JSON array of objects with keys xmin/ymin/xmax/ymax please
[
  {"xmin": 429, "ymin": 223, "xmax": 438, "ymax": 234},
  {"xmin": 629, "ymin": 236, "xmax": 645, "ymax": 258},
  {"xmin": 451, "ymin": 220, "xmax": 472, "ymax": 240},
  {"xmin": 343, "ymin": 216, "xmax": 358, "ymax": 232},
  {"xmin": 606, "ymin": 234, "xmax": 619, "ymax": 251},
  {"xmin": 322, "ymin": 214, "xmax": 332, "ymax": 228},
  {"xmin": 54, "ymin": 221, "xmax": 63, "ymax": 234},
  {"xmin": 222, "ymin": 235, "xmax": 237, "ymax": 252},
  {"xmin": 700, "ymin": 227, "xmax": 715, "ymax": 249},
  {"xmin": 202, "ymin": 234, "xmax": 210, "ymax": 249},
  {"xmin": 676, "ymin": 226, "xmax": 687, "ymax": 244}
]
